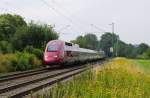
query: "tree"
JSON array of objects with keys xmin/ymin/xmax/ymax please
[
  {"xmin": 84, "ymin": 34, "xmax": 98, "ymax": 50},
  {"xmin": 71, "ymin": 33, "xmax": 98, "ymax": 50},
  {"xmin": 124, "ymin": 44, "xmax": 138, "ymax": 58},
  {"xmin": 0, "ymin": 41, "xmax": 13, "ymax": 54},
  {"xmin": 114, "ymin": 41, "xmax": 127, "ymax": 57},
  {"xmin": 137, "ymin": 43, "xmax": 149, "ymax": 55},
  {"xmin": 12, "ymin": 22, "xmax": 58, "ymax": 50},
  {"xmin": 99, "ymin": 32, "xmax": 118, "ymax": 57},
  {"xmin": 71, "ymin": 36, "xmax": 87, "ymax": 48},
  {"xmin": 0, "ymin": 14, "xmax": 26, "ymax": 41},
  {"xmin": 142, "ymin": 48, "xmax": 150, "ymax": 59}
]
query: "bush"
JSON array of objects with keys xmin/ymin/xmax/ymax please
[
  {"xmin": 0, "ymin": 52, "xmax": 42, "ymax": 73},
  {"xmin": 0, "ymin": 41, "xmax": 13, "ymax": 54},
  {"xmin": 16, "ymin": 52, "xmax": 41, "ymax": 71},
  {"xmin": 24, "ymin": 46, "xmax": 43, "ymax": 59},
  {"xmin": 137, "ymin": 48, "xmax": 150, "ymax": 59},
  {"xmin": 144, "ymin": 48, "xmax": 150, "ymax": 59},
  {"xmin": 0, "ymin": 54, "xmax": 18, "ymax": 73}
]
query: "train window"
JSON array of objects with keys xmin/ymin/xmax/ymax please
[
  {"xmin": 65, "ymin": 42, "xmax": 72, "ymax": 46},
  {"xmin": 47, "ymin": 45, "xmax": 58, "ymax": 51},
  {"xmin": 66, "ymin": 51, "xmax": 72, "ymax": 57}
]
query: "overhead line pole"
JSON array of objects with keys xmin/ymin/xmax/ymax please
[
  {"xmin": 116, "ymin": 35, "xmax": 118, "ymax": 57},
  {"xmin": 112, "ymin": 23, "xmax": 114, "ymax": 51},
  {"xmin": 110, "ymin": 22, "xmax": 118, "ymax": 57},
  {"xmin": 109, "ymin": 22, "xmax": 114, "ymax": 57}
]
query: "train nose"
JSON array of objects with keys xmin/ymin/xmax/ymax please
[
  {"xmin": 43, "ymin": 51, "xmax": 64, "ymax": 65},
  {"xmin": 44, "ymin": 52, "xmax": 59, "ymax": 63},
  {"xmin": 44, "ymin": 55, "xmax": 57, "ymax": 61}
]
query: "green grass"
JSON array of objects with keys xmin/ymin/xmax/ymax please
[
  {"xmin": 134, "ymin": 59, "xmax": 150, "ymax": 70},
  {"xmin": 35, "ymin": 58, "xmax": 150, "ymax": 98}
]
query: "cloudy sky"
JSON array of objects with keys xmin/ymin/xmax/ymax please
[{"xmin": 0, "ymin": 0, "xmax": 150, "ymax": 45}]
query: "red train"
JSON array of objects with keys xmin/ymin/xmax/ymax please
[{"xmin": 43, "ymin": 40, "xmax": 105, "ymax": 65}]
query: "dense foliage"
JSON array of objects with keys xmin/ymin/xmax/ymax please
[
  {"xmin": 12, "ymin": 22, "xmax": 58, "ymax": 50},
  {"xmin": 0, "ymin": 14, "xmax": 58, "ymax": 52},
  {"xmin": 0, "ymin": 13, "xmax": 149, "ymax": 73},
  {"xmin": 99, "ymin": 32, "xmax": 118, "ymax": 56},
  {"xmin": 71, "ymin": 34, "xmax": 98, "ymax": 50},
  {"xmin": 72, "ymin": 32, "xmax": 150, "ymax": 58},
  {"xmin": 0, "ymin": 14, "xmax": 58, "ymax": 73},
  {"xmin": 0, "ymin": 14, "xmax": 26, "ymax": 41},
  {"xmin": 0, "ymin": 52, "xmax": 41, "ymax": 73}
]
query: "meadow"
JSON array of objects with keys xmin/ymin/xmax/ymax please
[
  {"xmin": 131, "ymin": 59, "xmax": 150, "ymax": 72},
  {"xmin": 35, "ymin": 58, "xmax": 150, "ymax": 98}
]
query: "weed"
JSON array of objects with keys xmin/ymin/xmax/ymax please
[{"xmin": 36, "ymin": 58, "xmax": 150, "ymax": 98}]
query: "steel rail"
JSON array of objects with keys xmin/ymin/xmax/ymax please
[
  {"xmin": 0, "ymin": 66, "xmax": 84, "ymax": 94},
  {"xmin": 0, "ymin": 68, "xmax": 50, "ymax": 83},
  {"xmin": 0, "ymin": 59, "xmax": 106, "ymax": 98},
  {"xmin": 0, "ymin": 66, "xmax": 88, "ymax": 98}
]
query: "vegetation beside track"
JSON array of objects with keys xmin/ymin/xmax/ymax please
[
  {"xmin": 35, "ymin": 58, "xmax": 150, "ymax": 98},
  {"xmin": 0, "ymin": 14, "xmax": 58, "ymax": 73},
  {"xmin": 0, "ymin": 52, "xmax": 41, "ymax": 73},
  {"xmin": 131, "ymin": 59, "xmax": 150, "ymax": 71},
  {"xmin": 0, "ymin": 13, "xmax": 150, "ymax": 73}
]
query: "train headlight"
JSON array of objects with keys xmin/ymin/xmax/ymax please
[
  {"xmin": 53, "ymin": 55, "xmax": 58, "ymax": 58},
  {"xmin": 45, "ymin": 55, "xmax": 48, "ymax": 58}
]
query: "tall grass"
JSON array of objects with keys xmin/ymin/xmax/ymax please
[
  {"xmin": 131, "ymin": 59, "xmax": 150, "ymax": 71},
  {"xmin": 0, "ymin": 52, "xmax": 42, "ymax": 73},
  {"xmin": 36, "ymin": 58, "xmax": 150, "ymax": 98}
]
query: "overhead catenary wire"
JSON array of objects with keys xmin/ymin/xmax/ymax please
[
  {"xmin": 41, "ymin": 0, "xmax": 72, "ymax": 23},
  {"xmin": 40, "ymin": 0, "xmax": 85, "ymax": 33},
  {"xmin": 51, "ymin": 0, "xmax": 107, "ymax": 36},
  {"xmin": 0, "ymin": 0, "xmax": 106, "ymax": 37},
  {"xmin": 0, "ymin": 0, "xmax": 35, "ymax": 21},
  {"xmin": 91, "ymin": 24, "xmax": 106, "ymax": 33},
  {"xmin": 0, "ymin": 0, "xmax": 83, "ymax": 38},
  {"xmin": 0, "ymin": 8, "xmax": 11, "ymax": 13},
  {"xmin": 50, "ymin": 1, "xmax": 97, "ymax": 34},
  {"xmin": 0, "ymin": 0, "xmax": 54, "ymax": 23}
]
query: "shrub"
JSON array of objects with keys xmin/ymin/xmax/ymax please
[
  {"xmin": 144, "ymin": 48, "xmax": 150, "ymax": 59},
  {"xmin": 24, "ymin": 46, "xmax": 34, "ymax": 53},
  {"xmin": 0, "ymin": 54, "xmax": 18, "ymax": 73},
  {"xmin": 0, "ymin": 52, "xmax": 42, "ymax": 73},
  {"xmin": 0, "ymin": 41, "xmax": 13, "ymax": 54},
  {"xmin": 137, "ymin": 48, "xmax": 150, "ymax": 59},
  {"xmin": 16, "ymin": 52, "xmax": 42, "ymax": 71},
  {"xmin": 32, "ymin": 48, "xmax": 43, "ymax": 59},
  {"xmin": 24, "ymin": 46, "xmax": 43, "ymax": 59}
]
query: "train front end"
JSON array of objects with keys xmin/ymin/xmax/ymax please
[{"xmin": 43, "ymin": 40, "xmax": 64, "ymax": 65}]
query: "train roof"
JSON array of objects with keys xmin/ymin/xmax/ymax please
[
  {"xmin": 47, "ymin": 40, "xmax": 98, "ymax": 53},
  {"xmin": 78, "ymin": 48, "xmax": 97, "ymax": 53},
  {"xmin": 47, "ymin": 40, "xmax": 63, "ymax": 44}
]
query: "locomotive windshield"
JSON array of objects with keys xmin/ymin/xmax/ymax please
[{"xmin": 47, "ymin": 45, "xmax": 58, "ymax": 51}]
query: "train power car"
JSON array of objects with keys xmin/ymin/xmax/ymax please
[{"xmin": 43, "ymin": 40, "xmax": 105, "ymax": 65}]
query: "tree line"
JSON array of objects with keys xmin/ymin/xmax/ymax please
[
  {"xmin": 71, "ymin": 33, "xmax": 150, "ymax": 59},
  {"xmin": 0, "ymin": 13, "xmax": 149, "ymax": 73},
  {"xmin": 0, "ymin": 14, "xmax": 58, "ymax": 54}
]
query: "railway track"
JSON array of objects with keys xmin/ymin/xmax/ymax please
[
  {"xmin": 0, "ymin": 60, "xmax": 105, "ymax": 98},
  {"xmin": 0, "ymin": 68, "xmax": 49, "ymax": 83}
]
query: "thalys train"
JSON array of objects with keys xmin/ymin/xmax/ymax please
[{"xmin": 43, "ymin": 40, "xmax": 105, "ymax": 65}]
